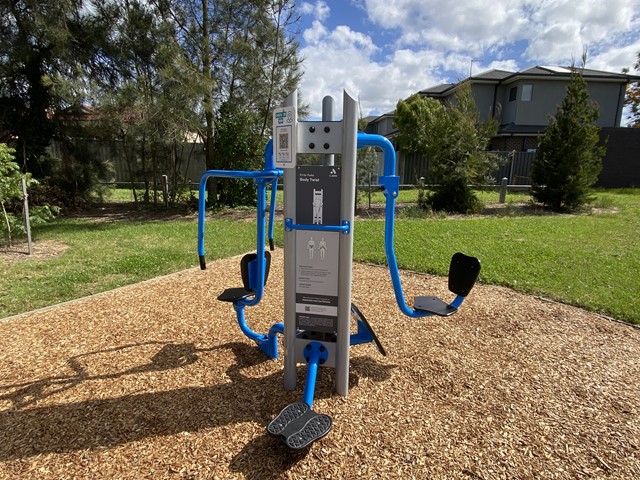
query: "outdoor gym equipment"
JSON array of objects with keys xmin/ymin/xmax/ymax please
[{"xmin": 197, "ymin": 90, "xmax": 481, "ymax": 450}]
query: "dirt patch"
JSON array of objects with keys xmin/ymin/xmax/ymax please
[
  {"xmin": 0, "ymin": 240, "xmax": 69, "ymax": 264},
  {"xmin": 62, "ymin": 202, "xmax": 198, "ymax": 223},
  {"xmin": 0, "ymin": 249, "xmax": 638, "ymax": 479}
]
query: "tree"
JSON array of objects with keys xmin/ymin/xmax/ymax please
[
  {"xmin": 624, "ymin": 51, "xmax": 640, "ymax": 127},
  {"xmin": 159, "ymin": 0, "xmax": 303, "ymax": 207},
  {"xmin": 531, "ymin": 68, "xmax": 606, "ymax": 212},
  {"xmin": 97, "ymin": 0, "xmax": 204, "ymax": 205},
  {"xmin": 394, "ymin": 84, "xmax": 499, "ymax": 213},
  {"xmin": 0, "ymin": 0, "xmax": 116, "ymax": 203}
]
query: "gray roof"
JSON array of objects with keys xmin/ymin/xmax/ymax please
[
  {"xmin": 521, "ymin": 66, "xmax": 639, "ymax": 81},
  {"xmin": 498, "ymin": 123, "xmax": 547, "ymax": 136},
  {"xmin": 470, "ymin": 69, "xmax": 514, "ymax": 81},
  {"xmin": 419, "ymin": 65, "xmax": 640, "ymax": 98},
  {"xmin": 419, "ymin": 83, "xmax": 455, "ymax": 95}
]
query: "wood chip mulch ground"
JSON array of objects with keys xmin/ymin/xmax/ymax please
[{"xmin": 1, "ymin": 248, "xmax": 638, "ymax": 479}]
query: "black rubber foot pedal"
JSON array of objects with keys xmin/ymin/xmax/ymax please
[
  {"xmin": 414, "ymin": 295, "xmax": 458, "ymax": 316},
  {"xmin": 268, "ymin": 402, "xmax": 332, "ymax": 450},
  {"xmin": 267, "ymin": 402, "xmax": 309, "ymax": 435}
]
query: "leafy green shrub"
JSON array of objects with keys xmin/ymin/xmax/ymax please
[{"xmin": 394, "ymin": 84, "xmax": 500, "ymax": 213}]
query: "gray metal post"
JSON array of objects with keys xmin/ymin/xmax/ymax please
[
  {"xmin": 335, "ymin": 91, "xmax": 358, "ymax": 396},
  {"xmin": 321, "ymin": 96, "xmax": 335, "ymax": 166},
  {"xmin": 499, "ymin": 177, "xmax": 508, "ymax": 203},
  {"xmin": 283, "ymin": 90, "xmax": 298, "ymax": 391},
  {"xmin": 22, "ymin": 178, "xmax": 32, "ymax": 255}
]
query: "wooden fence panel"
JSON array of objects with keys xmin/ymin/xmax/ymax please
[{"xmin": 48, "ymin": 140, "xmax": 207, "ymax": 185}]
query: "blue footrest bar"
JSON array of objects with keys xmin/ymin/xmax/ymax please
[{"xmin": 268, "ymin": 402, "xmax": 332, "ymax": 450}]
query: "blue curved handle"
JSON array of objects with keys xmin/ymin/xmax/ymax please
[{"xmin": 356, "ymin": 133, "xmax": 466, "ymax": 318}]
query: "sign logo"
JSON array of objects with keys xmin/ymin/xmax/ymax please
[{"xmin": 275, "ymin": 111, "xmax": 287, "ymax": 124}]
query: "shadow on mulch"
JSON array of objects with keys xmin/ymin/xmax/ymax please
[{"xmin": 0, "ymin": 340, "xmax": 394, "ymax": 472}]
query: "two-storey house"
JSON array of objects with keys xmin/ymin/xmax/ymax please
[{"xmin": 366, "ymin": 66, "xmax": 640, "ymax": 186}]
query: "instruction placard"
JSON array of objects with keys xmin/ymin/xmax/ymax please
[
  {"xmin": 295, "ymin": 166, "xmax": 341, "ymax": 333},
  {"xmin": 273, "ymin": 106, "xmax": 296, "ymax": 168}
]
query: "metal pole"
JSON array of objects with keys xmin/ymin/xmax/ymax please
[
  {"xmin": 335, "ymin": 91, "xmax": 358, "ymax": 396},
  {"xmin": 321, "ymin": 96, "xmax": 335, "ymax": 166},
  {"xmin": 283, "ymin": 90, "xmax": 298, "ymax": 391},
  {"xmin": 22, "ymin": 178, "xmax": 32, "ymax": 255},
  {"xmin": 162, "ymin": 174, "xmax": 169, "ymax": 207},
  {"xmin": 499, "ymin": 177, "xmax": 508, "ymax": 203}
]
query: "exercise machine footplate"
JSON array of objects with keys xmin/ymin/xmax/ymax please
[{"xmin": 268, "ymin": 402, "xmax": 332, "ymax": 449}]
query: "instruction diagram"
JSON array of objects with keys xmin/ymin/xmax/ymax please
[{"xmin": 295, "ymin": 166, "xmax": 342, "ymax": 332}]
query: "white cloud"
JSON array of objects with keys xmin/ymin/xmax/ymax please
[
  {"xmin": 364, "ymin": 0, "xmax": 531, "ymax": 52},
  {"xmin": 303, "ymin": 20, "xmax": 329, "ymax": 44},
  {"xmin": 300, "ymin": 1, "xmax": 331, "ymax": 21},
  {"xmin": 297, "ymin": 0, "xmax": 640, "ymax": 118},
  {"xmin": 587, "ymin": 38, "xmax": 640, "ymax": 72},
  {"xmin": 363, "ymin": 0, "xmax": 640, "ymax": 67}
]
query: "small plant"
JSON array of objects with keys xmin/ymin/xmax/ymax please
[
  {"xmin": 0, "ymin": 143, "xmax": 59, "ymax": 246},
  {"xmin": 1, "ymin": 144, "xmax": 27, "ymax": 246},
  {"xmin": 394, "ymin": 84, "xmax": 500, "ymax": 214},
  {"xmin": 590, "ymin": 194, "xmax": 617, "ymax": 210}
]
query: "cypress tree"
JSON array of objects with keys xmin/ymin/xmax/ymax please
[{"xmin": 531, "ymin": 69, "xmax": 606, "ymax": 211}]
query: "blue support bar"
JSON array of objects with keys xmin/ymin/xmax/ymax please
[
  {"xmin": 302, "ymin": 342, "xmax": 328, "ymax": 408},
  {"xmin": 267, "ymin": 323, "xmax": 285, "ymax": 358},
  {"xmin": 197, "ymin": 141, "xmax": 286, "ymax": 357},
  {"xmin": 233, "ymin": 304, "xmax": 284, "ymax": 360},
  {"xmin": 268, "ymin": 178, "xmax": 278, "ymax": 250},
  {"xmin": 197, "ymin": 168, "xmax": 282, "ymax": 263},
  {"xmin": 357, "ymin": 132, "xmax": 397, "ymax": 177},
  {"xmin": 284, "ymin": 218, "xmax": 350, "ymax": 234},
  {"xmin": 234, "ymin": 303, "xmax": 268, "ymax": 344},
  {"xmin": 349, "ymin": 319, "xmax": 374, "ymax": 346},
  {"xmin": 264, "ymin": 138, "xmax": 275, "ymax": 170}
]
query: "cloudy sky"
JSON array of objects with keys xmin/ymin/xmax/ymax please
[{"xmin": 295, "ymin": 0, "xmax": 640, "ymax": 118}]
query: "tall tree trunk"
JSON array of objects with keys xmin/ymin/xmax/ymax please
[{"xmin": 202, "ymin": 0, "xmax": 217, "ymax": 206}]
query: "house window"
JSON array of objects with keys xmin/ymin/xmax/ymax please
[
  {"xmin": 521, "ymin": 84, "xmax": 533, "ymax": 101},
  {"xmin": 509, "ymin": 86, "xmax": 517, "ymax": 102}
]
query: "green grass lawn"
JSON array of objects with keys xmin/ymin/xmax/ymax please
[
  {"xmin": 0, "ymin": 218, "xmax": 257, "ymax": 317},
  {"xmin": 2, "ymin": 189, "xmax": 639, "ymax": 324},
  {"xmin": 354, "ymin": 208, "xmax": 639, "ymax": 323}
]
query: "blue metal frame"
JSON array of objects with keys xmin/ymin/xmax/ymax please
[
  {"xmin": 198, "ymin": 141, "xmax": 285, "ymax": 359},
  {"xmin": 197, "ymin": 132, "xmax": 471, "ymax": 411},
  {"xmin": 302, "ymin": 342, "xmax": 328, "ymax": 407},
  {"xmin": 284, "ymin": 218, "xmax": 350, "ymax": 234}
]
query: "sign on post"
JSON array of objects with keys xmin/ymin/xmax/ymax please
[{"xmin": 273, "ymin": 106, "xmax": 297, "ymax": 168}]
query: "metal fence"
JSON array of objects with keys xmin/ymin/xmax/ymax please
[
  {"xmin": 48, "ymin": 140, "xmax": 537, "ymax": 188},
  {"xmin": 395, "ymin": 150, "xmax": 536, "ymax": 186},
  {"xmin": 493, "ymin": 151, "xmax": 536, "ymax": 185}
]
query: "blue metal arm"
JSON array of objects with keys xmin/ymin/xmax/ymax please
[
  {"xmin": 268, "ymin": 178, "xmax": 278, "ymax": 250},
  {"xmin": 356, "ymin": 132, "xmax": 467, "ymax": 318},
  {"xmin": 198, "ymin": 170, "xmax": 281, "ymax": 308},
  {"xmin": 197, "ymin": 169, "xmax": 282, "ymax": 261},
  {"xmin": 264, "ymin": 139, "xmax": 277, "ymax": 250}
]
